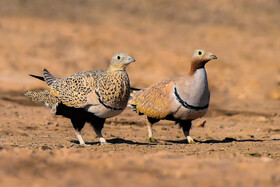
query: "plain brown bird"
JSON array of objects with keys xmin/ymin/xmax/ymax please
[{"xmin": 129, "ymin": 49, "xmax": 217, "ymax": 143}]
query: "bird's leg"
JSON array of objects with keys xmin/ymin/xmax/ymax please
[
  {"xmin": 89, "ymin": 117, "xmax": 109, "ymax": 145},
  {"xmin": 147, "ymin": 117, "xmax": 160, "ymax": 143},
  {"xmin": 147, "ymin": 122, "xmax": 155, "ymax": 143},
  {"xmin": 71, "ymin": 118, "xmax": 89, "ymax": 146},
  {"xmin": 74, "ymin": 129, "xmax": 89, "ymax": 146},
  {"xmin": 180, "ymin": 120, "xmax": 195, "ymax": 144},
  {"xmin": 94, "ymin": 129, "xmax": 108, "ymax": 145}
]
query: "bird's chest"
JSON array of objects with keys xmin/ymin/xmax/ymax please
[
  {"xmin": 174, "ymin": 106, "xmax": 208, "ymax": 120},
  {"xmin": 172, "ymin": 68, "xmax": 210, "ymax": 120},
  {"xmin": 97, "ymin": 72, "xmax": 130, "ymax": 108},
  {"xmin": 178, "ymin": 68, "xmax": 210, "ymax": 106}
]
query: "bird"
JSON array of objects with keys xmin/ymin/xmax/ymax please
[
  {"xmin": 25, "ymin": 52, "xmax": 135, "ymax": 146},
  {"xmin": 129, "ymin": 49, "xmax": 217, "ymax": 144}
]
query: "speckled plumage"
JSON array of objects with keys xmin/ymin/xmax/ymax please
[
  {"xmin": 26, "ymin": 52, "xmax": 135, "ymax": 146},
  {"xmin": 25, "ymin": 90, "xmax": 60, "ymax": 113},
  {"xmin": 130, "ymin": 79, "xmax": 174, "ymax": 119},
  {"xmin": 129, "ymin": 49, "xmax": 217, "ymax": 144},
  {"xmin": 48, "ymin": 70, "xmax": 130, "ymax": 110}
]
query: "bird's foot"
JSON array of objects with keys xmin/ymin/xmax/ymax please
[
  {"xmin": 99, "ymin": 138, "xmax": 111, "ymax": 145},
  {"xmin": 100, "ymin": 142, "xmax": 112, "ymax": 146},
  {"xmin": 80, "ymin": 143, "xmax": 91, "ymax": 147},
  {"xmin": 148, "ymin": 137, "xmax": 158, "ymax": 143},
  {"xmin": 186, "ymin": 136, "xmax": 195, "ymax": 144}
]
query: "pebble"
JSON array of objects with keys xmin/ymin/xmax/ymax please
[
  {"xmin": 196, "ymin": 120, "xmax": 206, "ymax": 128},
  {"xmin": 256, "ymin": 116, "xmax": 269, "ymax": 123},
  {"xmin": 41, "ymin": 145, "xmax": 52, "ymax": 150},
  {"xmin": 261, "ymin": 157, "xmax": 272, "ymax": 162}
]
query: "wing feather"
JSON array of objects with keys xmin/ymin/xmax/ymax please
[
  {"xmin": 130, "ymin": 80, "xmax": 174, "ymax": 119},
  {"xmin": 50, "ymin": 70, "xmax": 104, "ymax": 108}
]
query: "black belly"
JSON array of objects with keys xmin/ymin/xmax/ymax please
[
  {"xmin": 54, "ymin": 103, "xmax": 106, "ymax": 131},
  {"xmin": 55, "ymin": 103, "xmax": 90, "ymax": 119}
]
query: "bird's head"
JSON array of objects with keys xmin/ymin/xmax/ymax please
[
  {"xmin": 108, "ymin": 52, "xmax": 135, "ymax": 71},
  {"xmin": 189, "ymin": 49, "xmax": 217, "ymax": 75}
]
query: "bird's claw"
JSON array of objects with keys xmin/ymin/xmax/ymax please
[
  {"xmin": 148, "ymin": 137, "xmax": 157, "ymax": 143},
  {"xmin": 186, "ymin": 136, "xmax": 195, "ymax": 144},
  {"xmin": 100, "ymin": 142, "xmax": 112, "ymax": 146},
  {"xmin": 80, "ymin": 143, "xmax": 91, "ymax": 147}
]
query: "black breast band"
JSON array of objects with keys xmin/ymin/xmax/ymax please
[{"xmin": 95, "ymin": 90, "xmax": 123, "ymax": 110}]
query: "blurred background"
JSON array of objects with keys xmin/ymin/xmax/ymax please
[{"xmin": 0, "ymin": 0, "xmax": 279, "ymax": 107}]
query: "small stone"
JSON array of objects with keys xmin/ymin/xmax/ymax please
[
  {"xmin": 256, "ymin": 116, "xmax": 269, "ymax": 123},
  {"xmin": 56, "ymin": 144, "xmax": 64, "ymax": 149},
  {"xmin": 248, "ymin": 153, "xmax": 262, "ymax": 157},
  {"xmin": 41, "ymin": 145, "xmax": 52, "ymax": 150},
  {"xmin": 196, "ymin": 120, "xmax": 206, "ymax": 128},
  {"xmin": 67, "ymin": 143, "xmax": 75, "ymax": 148}
]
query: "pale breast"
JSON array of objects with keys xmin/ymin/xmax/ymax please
[
  {"xmin": 176, "ymin": 68, "xmax": 210, "ymax": 107},
  {"xmin": 86, "ymin": 104, "xmax": 125, "ymax": 118},
  {"xmin": 169, "ymin": 68, "xmax": 210, "ymax": 120}
]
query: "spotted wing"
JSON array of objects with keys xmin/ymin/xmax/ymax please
[
  {"xmin": 130, "ymin": 80, "xmax": 174, "ymax": 119},
  {"xmin": 50, "ymin": 70, "xmax": 105, "ymax": 108}
]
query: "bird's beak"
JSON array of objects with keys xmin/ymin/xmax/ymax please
[
  {"xmin": 210, "ymin": 55, "xmax": 217, "ymax": 59},
  {"xmin": 128, "ymin": 57, "xmax": 136, "ymax": 63}
]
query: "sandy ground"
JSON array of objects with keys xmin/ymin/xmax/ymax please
[{"xmin": 0, "ymin": 0, "xmax": 280, "ymax": 186}]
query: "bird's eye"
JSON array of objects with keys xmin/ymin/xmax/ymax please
[
  {"xmin": 198, "ymin": 50, "xmax": 202, "ymax": 55},
  {"xmin": 117, "ymin": 56, "xmax": 121, "ymax": 60}
]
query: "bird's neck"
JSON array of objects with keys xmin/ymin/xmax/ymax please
[
  {"xmin": 189, "ymin": 66, "xmax": 205, "ymax": 76},
  {"xmin": 108, "ymin": 68, "xmax": 123, "ymax": 72},
  {"xmin": 192, "ymin": 68, "xmax": 208, "ymax": 85},
  {"xmin": 108, "ymin": 64, "xmax": 128, "ymax": 72},
  {"xmin": 189, "ymin": 59, "xmax": 208, "ymax": 76}
]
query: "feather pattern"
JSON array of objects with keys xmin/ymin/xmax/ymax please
[
  {"xmin": 43, "ymin": 68, "xmax": 57, "ymax": 86},
  {"xmin": 129, "ymin": 49, "xmax": 217, "ymax": 144},
  {"xmin": 25, "ymin": 52, "xmax": 135, "ymax": 146}
]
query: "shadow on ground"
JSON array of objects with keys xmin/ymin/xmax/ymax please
[
  {"xmin": 165, "ymin": 137, "xmax": 272, "ymax": 144},
  {"xmin": 70, "ymin": 138, "xmax": 149, "ymax": 145},
  {"xmin": 71, "ymin": 137, "xmax": 280, "ymax": 146}
]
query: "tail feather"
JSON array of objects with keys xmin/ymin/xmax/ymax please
[
  {"xmin": 43, "ymin": 68, "xmax": 57, "ymax": 86},
  {"xmin": 25, "ymin": 90, "xmax": 60, "ymax": 113},
  {"xmin": 129, "ymin": 88, "xmax": 140, "ymax": 102},
  {"xmin": 29, "ymin": 68, "xmax": 58, "ymax": 86},
  {"xmin": 128, "ymin": 88, "xmax": 142, "ymax": 110},
  {"xmin": 29, "ymin": 74, "xmax": 44, "ymax": 81},
  {"xmin": 130, "ymin": 87, "xmax": 141, "ymax": 92}
]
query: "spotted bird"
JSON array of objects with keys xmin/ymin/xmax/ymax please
[{"xmin": 26, "ymin": 52, "xmax": 135, "ymax": 146}]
